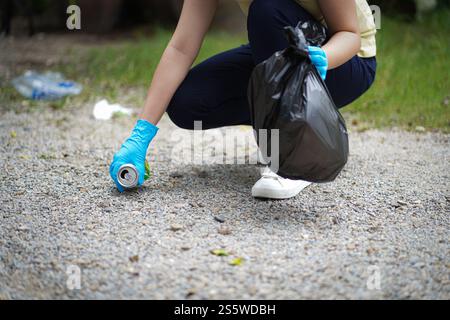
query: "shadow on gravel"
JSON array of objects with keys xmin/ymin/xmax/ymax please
[
  {"xmin": 104, "ymin": 163, "xmax": 321, "ymax": 228},
  {"xmin": 160, "ymin": 164, "xmax": 261, "ymax": 193},
  {"xmin": 146, "ymin": 164, "xmax": 320, "ymax": 226}
]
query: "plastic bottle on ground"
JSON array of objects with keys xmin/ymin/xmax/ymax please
[{"xmin": 12, "ymin": 71, "xmax": 82, "ymax": 100}]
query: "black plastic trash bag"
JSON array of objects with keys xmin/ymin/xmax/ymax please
[{"xmin": 248, "ymin": 22, "xmax": 349, "ymax": 183}]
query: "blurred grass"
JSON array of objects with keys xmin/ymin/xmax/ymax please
[
  {"xmin": 72, "ymin": 11, "xmax": 448, "ymax": 131},
  {"xmin": 5, "ymin": 9, "xmax": 450, "ymax": 132},
  {"xmin": 61, "ymin": 29, "xmax": 248, "ymax": 106},
  {"xmin": 345, "ymin": 9, "xmax": 450, "ymax": 131}
]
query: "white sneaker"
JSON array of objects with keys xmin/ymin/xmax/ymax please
[{"xmin": 251, "ymin": 167, "xmax": 312, "ymax": 199}]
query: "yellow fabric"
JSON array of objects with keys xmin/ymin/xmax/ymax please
[{"xmin": 236, "ymin": 0, "xmax": 377, "ymax": 57}]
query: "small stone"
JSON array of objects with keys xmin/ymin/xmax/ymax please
[
  {"xmin": 170, "ymin": 172, "xmax": 183, "ymax": 178},
  {"xmin": 186, "ymin": 289, "xmax": 197, "ymax": 298},
  {"xmin": 218, "ymin": 226, "xmax": 231, "ymax": 235},
  {"xmin": 97, "ymin": 202, "xmax": 108, "ymax": 208},
  {"xmin": 174, "ymin": 203, "xmax": 185, "ymax": 209},
  {"xmin": 214, "ymin": 215, "xmax": 226, "ymax": 223},
  {"xmin": 17, "ymin": 225, "xmax": 29, "ymax": 231},
  {"xmin": 129, "ymin": 255, "xmax": 139, "ymax": 263},
  {"xmin": 390, "ymin": 200, "xmax": 404, "ymax": 208},
  {"xmin": 197, "ymin": 171, "xmax": 209, "ymax": 178},
  {"xmin": 49, "ymin": 260, "xmax": 59, "ymax": 269},
  {"xmin": 126, "ymin": 267, "xmax": 139, "ymax": 276},
  {"xmin": 414, "ymin": 262, "xmax": 426, "ymax": 269},
  {"xmin": 397, "ymin": 200, "xmax": 408, "ymax": 206},
  {"xmin": 170, "ymin": 224, "xmax": 183, "ymax": 232},
  {"xmin": 347, "ymin": 243, "xmax": 356, "ymax": 250},
  {"xmin": 181, "ymin": 246, "xmax": 191, "ymax": 251}
]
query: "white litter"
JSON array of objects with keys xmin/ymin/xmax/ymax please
[{"xmin": 93, "ymin": 99, "xmax": 134, "ymax": 120}]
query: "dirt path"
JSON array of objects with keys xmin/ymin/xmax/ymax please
[{"xmin": 0, "ymin": 98, "xmax": 448, "ymax": 299}]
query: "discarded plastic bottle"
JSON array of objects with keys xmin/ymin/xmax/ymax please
[{"xmin": 12, "ymin": 71, "xmax": 82, "ymax": 100}]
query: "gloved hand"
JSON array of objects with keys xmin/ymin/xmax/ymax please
[
  {"xmin": 109, "ymin": 119, "xmax": 159, "ymax": 192},
  {"xmin": 308, "ymin": 46, "xmax": 328, "ymax": 80}
]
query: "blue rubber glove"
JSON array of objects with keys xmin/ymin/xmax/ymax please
[
  {"xmin": 109, "ymin": 119, "xmax": 158, "ymax": 192},
  {"xmin": 308, "ymin": 46, "xmax": 328, "ymax": 80}
]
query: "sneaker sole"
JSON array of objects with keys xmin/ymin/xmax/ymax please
[{"xmin": 251, "ymin": 182, "xmax": 312, "ymax": 199}]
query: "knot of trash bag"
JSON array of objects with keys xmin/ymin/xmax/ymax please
[{"xmin": 283, "ymin": 21, "xmax": 327, "ymax": 57}]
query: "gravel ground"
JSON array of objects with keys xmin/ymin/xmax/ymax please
[{"xmin": 0, "ymin": 98, "xmax": 448, "ymax": 300}]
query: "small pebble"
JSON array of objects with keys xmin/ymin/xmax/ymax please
[
  {"xmin": 214, "ymin": 215, "xmax": 226, "ymax": 223},
  {"xmin": 170, "ymin": 224, "xmax": 184, "ymax": 232},
  {"xmin": 129, "ymin": 255, "xmax": 139, "ymax": 263},
  {"xmin": 218, "ymin": 226, "xmax": 231, "ymax": 235},
  {"xmin": 170, "ymin": 172, "xmax": 183, "ymax": 178}
]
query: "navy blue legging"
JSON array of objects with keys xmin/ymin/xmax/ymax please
[{"xmin": 167, "ymin": 0, "xmax": 376, "ymax": 130}]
